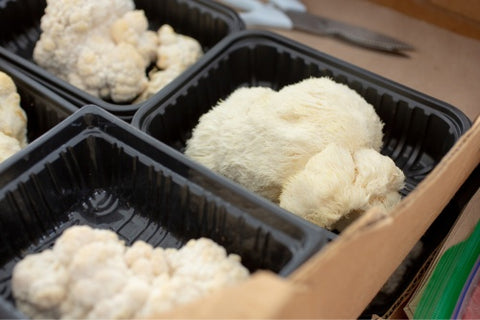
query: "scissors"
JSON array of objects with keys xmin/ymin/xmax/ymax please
[{"xmin": 221, "ymin": 0, "xmax": 413, "ymax": 54}]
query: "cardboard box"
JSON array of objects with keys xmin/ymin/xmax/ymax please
[{"xmin": 158, "ymin": 116, "xmax": 480, "ymax": 319}]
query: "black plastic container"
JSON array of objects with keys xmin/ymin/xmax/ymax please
[
  {"xmin": 0, "ymin": 58, "xmax": 77, "ymax": 166},
  {"xmin": 0, "ymin": 105, "xmax": 332, "ymax": 319},
  {"xmin": 131, "ymin": 30, "xmax": 472, "ymax": 316},
  {"xmin": 133, "ymin": 30, "xmax": 471, "ymax": 196},
  {"xmin": 0, "ymin": 0, "xmax": 244, "ymax": 121}
]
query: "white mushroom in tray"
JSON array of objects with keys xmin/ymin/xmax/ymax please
[
  {"xmin": 12, "ymin": 225, "xmax": 249, "ymax": 319},
  {"xmin": 33, "ymin": 0, "xmax": 203, "ymax": 104},
  {"xmin": 185, "ymin": 77, "xmax": 405, "ymax": 230},
  {"xmin": 0, "ymin": 71, "xmax": 27, "ymax": 162}
]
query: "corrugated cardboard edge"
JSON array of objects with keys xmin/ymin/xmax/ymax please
[
  {"xmin": 158, "ymin": 271, "xmax": 303, "ymax": 319},
  {"xmin": 384, "ymin": 247, "xmax": 439, "ymax": 319},
  {"xmin": 160, "ymin": 118, "xmax": 480, "ymax": 319}
]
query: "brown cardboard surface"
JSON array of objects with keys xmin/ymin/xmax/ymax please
[
  {"xmin": 161, "ymin": 117, "xmax": 480, "ymax": 319},
  {"xmin": 158, "ymin": 271, "xmax": 299, "ymax": 319}
]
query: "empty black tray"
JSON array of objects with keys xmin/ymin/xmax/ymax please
[
  {"xmin": 0, "ymin": 105, "xmax": 332, "ymax": 319},
  {"xmin": 0, "ymin": 58, "xmax": 77, "ymax": 167},
  {"xmin": 131, "ymin": 30, "xmax": 472, "ymax": 316},
  {"xmin": 0, "ymin": 0, "xmax": 245, "ymax": 121}
]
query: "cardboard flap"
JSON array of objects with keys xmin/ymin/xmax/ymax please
[
  {"xmin": 158, "ymin": 271, "xmax": 303, "ymax": 319},
  {"xmin": 283, "ymin": 117, "xmax": 480, "ymax": 318}
]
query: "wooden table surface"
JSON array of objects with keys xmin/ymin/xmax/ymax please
[{"xmin": 261, "ymin": 0, "xmax": 480, "ymax": 121}]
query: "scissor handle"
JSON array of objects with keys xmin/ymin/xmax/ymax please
[
  {"xmin": 221, "ymin": 0, "xmax": 263, "ymax": 11},
  {"xmin": 221, "ymin": 0, "xmax": 293, "ymax": 29},
  {"xmin": 270, "ymin": 0, "xmax": 306, "ymax": 12}
]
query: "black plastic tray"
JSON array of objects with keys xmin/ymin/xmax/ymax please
[
  {"xmin": 0, "ymin": 105, "xmax": 332, "ymax": 319},
  {"xmin": 131, "ymin": 30, "xmax": 473, "ymax": 316},
  {"xmin": 0, "ymin": 0, "xmax": 245, "ymax": 121},
  {"xmin": 0, "ymin": 58, "xmax": 77, "ymax": 167},
  {"xmin": 132, "ymin": 30, "xmax": 471, "ymax": 197}
]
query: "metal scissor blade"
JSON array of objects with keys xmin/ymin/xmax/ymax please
[{"xmin": 284, "ymin": 10, "xmax": 414, "ymax": 53}]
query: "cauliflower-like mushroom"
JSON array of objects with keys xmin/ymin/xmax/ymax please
[
  {"xmin": 12, "ymin": 226, "xmax": 249, "ymax": 319},
  {"xmin": 134, "ymin": 66, "xmax": 183, "ymax": 103},
  {"xmin": 185, "ymin": 77, "xmax": 404, "ymax": 229},
  {"xmin": 136, "ymin": 25, "xmax": 203, "ymax": 102},
  {"xmin": 0, "ymin": 71, "xmax": 27, "ymax": 162},
  {"xmin": 156, "ymin": 24, "xmax": 203, "ymax": 71},
  {"xmin": 0, "ymin": 71, "xmax": 27, "ymax": 148},
  {"xmin": 0, "ymin": 132, "xmax": 22, "ymax": 163},
  {"xmin": 33, "ymin": 0, "xmax": 157, "ymax": 103},
  {"xmin": 110, "ymin": 10, "xmax": 158, "ymax": 66}
]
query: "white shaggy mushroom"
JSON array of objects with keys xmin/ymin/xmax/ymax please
[
  {"xmin": 185, "ymin": 77, "xmax": 404, "ymax": 230},
  {"xmin": 279, "ymin": 144, "xmax": 405, "ymax": 230},
  {"xmin": 11, "ymin": 226, "xmax": 249, "ymax": 319},
  {"xmin": 185, "ymin": 77, "xmax": 385, "ymax": 202}
]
